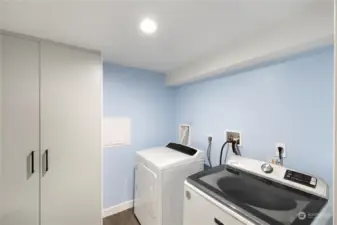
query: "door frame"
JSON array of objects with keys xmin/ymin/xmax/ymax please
[{"xmin": 332, "ymin": 0, "xmax": 337, "ymax": 224}]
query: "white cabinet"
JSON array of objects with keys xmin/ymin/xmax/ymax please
[
  {"xmin": 0, "ymin": 34, "xmax": 102, "ymax": 225},
  {"xmin": 40, "ymin": 41, "xmax": 102, "ymax": 225},
  {"xmin": 0, "ymin": 34, "xmax": 40, "ymax": 225}
]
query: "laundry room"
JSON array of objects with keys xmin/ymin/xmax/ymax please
[{"xmin": 0, "ymin": 1, "xmax": 335, "ymax": 225}]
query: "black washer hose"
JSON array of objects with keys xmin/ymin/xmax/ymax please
[
  {"xmin": 219, "ymin": 141, "xmax": 229, "ymax": 165},
  {"xmin": 219, "ymin": 140, "xmax": 241, "ymax": 165}
]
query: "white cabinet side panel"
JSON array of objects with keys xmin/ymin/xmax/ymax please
[
  {"xmin": 0, "ymin": 33, "xmax": 2, "ymax": 221},
  {"xmin": 40, "ymin": 42, "xmax": 102, "ymax": 225},
  {"xmin": 0, "ymin": 35, "xmax": 40, "ymax": 225},
  {"xmin": 0, "ymin": 34, "xmax": 2, "ymax": 187}
]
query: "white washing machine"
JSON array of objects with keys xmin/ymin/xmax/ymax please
[
  {"xmin": 134, "ymin": 143, "xmax": 204, "ymax": 225},
  {"xmin": 183, "ymin": 156, "xmax": 331, "ymax": 225}
]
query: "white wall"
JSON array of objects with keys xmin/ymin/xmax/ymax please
[
  {"xmin": 0, "ymin": 33, "xmax": 3, "ymax": 219},
  {"xmin": 166, "ymin": 8, "xmax": 333, "ymax": 85},
  {"xmin": 333, "ymin": 0, "xmax": 337, "ymax": 224}
]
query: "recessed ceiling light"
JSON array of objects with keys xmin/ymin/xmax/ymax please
[{"xmin": 140, "ymin": 18, "xmax": 157, "ymax": 35}]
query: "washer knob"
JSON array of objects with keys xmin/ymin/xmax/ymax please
[{"xmin": 261, "ymin": 163, "xmax": 273, "ymax": 173}]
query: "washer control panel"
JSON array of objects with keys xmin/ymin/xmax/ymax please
[{"xmin": 284, "ymin": 170, "xmax": 317, "ymax": 188}]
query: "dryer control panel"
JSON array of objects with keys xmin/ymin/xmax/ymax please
[
  {"xmin": 166, "ymin": 142, "xmax": 197, "ymax": 156},
  {"xmin": 284, "ymin": 170, "xmax": 317, "ymax": 188}
]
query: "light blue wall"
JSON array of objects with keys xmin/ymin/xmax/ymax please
[
  {"xmin": 175, "ymin": 47, "xmax": 334, "ymax": 185},
  {"xmin": 103, "ymin": 63, "xmax": 176, "ymax": 208},
  {"xmin": 103, "ymin": 47, "xmax": 333, "ymax": 209}
]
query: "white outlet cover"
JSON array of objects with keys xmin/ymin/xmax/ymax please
[{"xmin": 275, "ymin": 143, "xmax": 286, "ymax": 158}]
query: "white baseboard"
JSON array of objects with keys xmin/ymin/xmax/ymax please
[{"xmin": 102, "ymin": 200, "xmax": 134, "ymax": 218}]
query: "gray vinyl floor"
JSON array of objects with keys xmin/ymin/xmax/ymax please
[{"xmin": 103, "ymin": 208, "xmax": 140, "ymax": 225}]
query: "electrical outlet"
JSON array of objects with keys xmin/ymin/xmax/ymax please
[
  {"xmin": 275, "ymin": 143, "xmax": 286, "ymax": 158},
  {"xmin": 225, "ymin": 130, "xmax": 242, "ymax": 146}
]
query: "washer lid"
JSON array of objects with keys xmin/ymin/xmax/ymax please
[
  {"xmin": 137, "ymin": 145, "xmax": 203, "ymax": 170},
  {"xmin": 187, "ymin": 165, "xmax": 328, "ymax": 225}
]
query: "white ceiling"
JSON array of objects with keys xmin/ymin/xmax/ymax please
[{"xmin": 0, "ymin": 0, "xmax": 333, "ymax": 73}]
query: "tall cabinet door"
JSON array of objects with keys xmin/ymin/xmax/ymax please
[
  {"xmin": 0, "ymin": 35, "xmax": 40, "ymax": 225},
  {"xmin": 40, "ymin": 42, "xmax": 102, "ymax": 225}
]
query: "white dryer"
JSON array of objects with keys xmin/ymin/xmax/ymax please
[{"xmin": 134, "ymin": 143, "xmax": 204, "ymax": 225}]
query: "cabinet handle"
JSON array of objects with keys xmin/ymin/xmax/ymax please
[
  {"xmin": 27, "ymin": 150, "xmax": 35, "ymax": 179},
  {"xmin": 46, "ymin": 149, "xmax": 49, "ymax": 172},
  {"xmin": 214, "ymin": 218, "xmax": 224, "ymax": 225},
  {"xmin": 30, "ymin": 151, "xmax": 35, "ymax": 174},
  {"xmin": 43, "ymin": 149, "xmax": 49, "ymax": 175}
]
